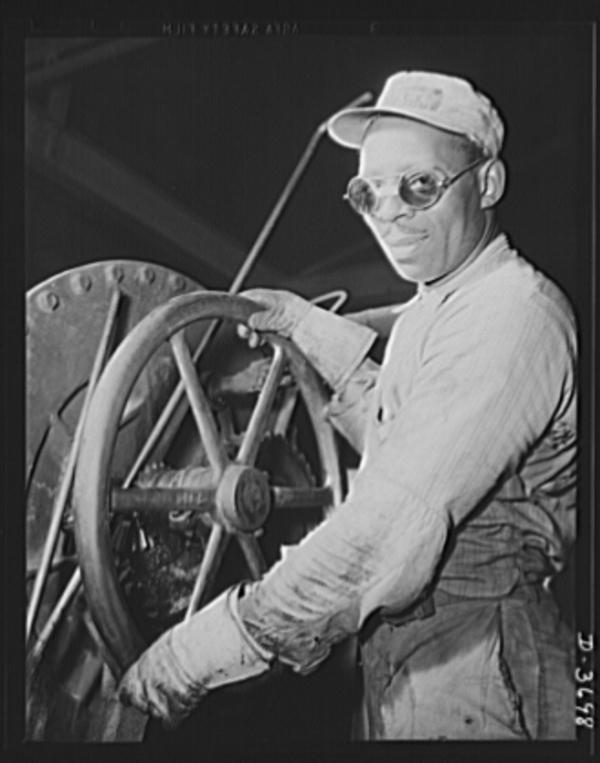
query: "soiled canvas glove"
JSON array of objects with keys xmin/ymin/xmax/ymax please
[
  {"xmin": 241, "ymin": 288, "xmax": 377, "ymax": 391},
  {"xmin": 118, "ymin": 586, "xmax": 273, "ymax": 729},
  {"xmin": 242, "ymin": 288, "xmax": 312, "ymax": 337}
]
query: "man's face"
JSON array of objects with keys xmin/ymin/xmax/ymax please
[{"xmin": 358, "ymin": 117, "xmax": 487, "ymax": 284}]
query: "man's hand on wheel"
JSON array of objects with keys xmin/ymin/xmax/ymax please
[{"xmin": 237, "ymin": 289, "xmax": 312, "ymax": 347}]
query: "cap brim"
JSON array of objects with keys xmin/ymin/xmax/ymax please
[
  {"xmin": 327, "ymin": 107, "xmax": 390, "ymax": 149},
  {"xmin": 327, "ymin": 106, "xmax": 477, "ymax": 150}
]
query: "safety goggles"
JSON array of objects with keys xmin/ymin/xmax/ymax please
[{"xmin": 344, "ymin": 158, "xmax": 485, "ymax": 216}]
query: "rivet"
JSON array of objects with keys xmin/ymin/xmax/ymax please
[
  {"xmin": 69, "ymin": 273, "xmax": 92, "ymax": 294},
  {"xmin": 168, "ymin": 274, "xmax": 186, "ymax": 292},
  {"xmin": 106, "ymin": 264, "xmax": 125, "ymax": 284},
  {"xmin": 139, "ymin": 266, "xmax": 156, "ymax": 285},
  {"xmin": 36, "ymin": 290, "xmax": 60, "ymax": 312}
]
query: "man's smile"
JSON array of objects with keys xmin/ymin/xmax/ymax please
[{"xmin": 383, "ymin": 229, "xmax": 428, "ymax": 247}]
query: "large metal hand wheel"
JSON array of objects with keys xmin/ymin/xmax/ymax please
[{"xmin": 73, "ymin": 291, "xmax": 343, "ymax": 676}]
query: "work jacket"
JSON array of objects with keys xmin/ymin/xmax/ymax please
[{"xmin": 239, "ymin": 233, "xmax": 577, "ymax": 739}]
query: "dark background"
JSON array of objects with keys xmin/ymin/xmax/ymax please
[{"xmin": 24, "ymin": 25, "xmax": 593, "ymax": 317}]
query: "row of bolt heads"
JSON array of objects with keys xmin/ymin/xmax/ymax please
[{"xmin": 34, "ymin": 266, "xmax": 188, "ymax": 313}]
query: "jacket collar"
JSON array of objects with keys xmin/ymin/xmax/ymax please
[{"xmin": 417, "ymin": 233, "xmax": 515, "ymax": 305}]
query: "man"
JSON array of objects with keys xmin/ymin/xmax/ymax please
[{"xmin": 119, "ymin": 71, "xmax": 577, "ymax": 740}]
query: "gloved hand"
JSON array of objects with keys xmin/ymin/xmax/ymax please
[
  {"xmin": 118, "ymin": 586, "xmax": 272, "ymax": 729},
  {"xmin": 240, "ymin": 288, "xmax": 377, "ymax": 391},
  {"xmin": 239, "ymin": 289, "xmax": 312, "ymax": 346}
]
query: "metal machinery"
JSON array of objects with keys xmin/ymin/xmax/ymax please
[
  {"xmin": 25, "ymin": 259, "xmax": 358, "ymax": 743},
  {"xmin": 24, "ymin": 83, "xmax": 374, "ymax": 743}
]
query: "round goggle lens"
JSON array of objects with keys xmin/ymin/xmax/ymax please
[
  {"xmin": 345, "ymin": 172, "xmax": 443, "ymax": 215},
  {"xmin": 346, "ymin": 177, "xmax": 377, "ymax": 215},
  {"xmin": 400, "ymin": 172, "xmax": 441, "ymax": 209}
]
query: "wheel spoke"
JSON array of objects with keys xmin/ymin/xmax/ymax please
[
  {"xmin": 236, "ymin": 534, "xmax": 267, "ymax": 580},
  {"xmin": 237, "ymin": 344, "xmax": 285, "ymax": 465},
  {"xmin": 184, "ymin": 523, "xmax": 230, "ymax": 620},
  {"xmin": 170, "ymin": 330, "xmax": 228, "ymax": 476},
  {"xmin": 273, "ymin": 386, "xmax": 299, "ymax": 437}
]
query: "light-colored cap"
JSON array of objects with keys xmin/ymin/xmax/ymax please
[{"xmin": 327, "ymin": 70, "xmax": 504, "ymax": 157}]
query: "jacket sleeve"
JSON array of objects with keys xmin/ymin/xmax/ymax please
[
  {"xmin": 238, "ymin": 292, "xmax": 576, "ymax": 672},
  {"xmin": 324, "ymin": 358, "xmax": 380, "ymax": 453},
  {"xmin": 290, "ymin": 305, "xmax": 380, "ymax": 453},
  {"xmin": 291, "ymin": 305, "xmax": 377, "ymax": 391}
]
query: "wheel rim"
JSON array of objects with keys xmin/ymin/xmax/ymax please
[{"xmin": 73, "ymin": 291, "xmax": 342, "ymax": 675}]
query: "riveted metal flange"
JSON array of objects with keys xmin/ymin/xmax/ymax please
[
  {"xmin": 69, "ymin": 273, "xmax": 93, "ymax": 295},
  {"xmin": 105, "ymin": 264, "xmax": 125, "ymax": 285},
  {"xmin": 137, "ymin": 265, "xmax": 156, "ymax": 285},
  {"xmin": 26, "ymin": 260, "xmax": 204, "ymax": 572},
  {"xmin": 167, "ymin": 273, "xmax": 186, "ymax": 292},
  {"xmin": 36, "ymin": 290, "xmax": 60, "ymax": 313}
]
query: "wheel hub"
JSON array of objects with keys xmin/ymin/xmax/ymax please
[{"xmin": 216, "ymin": 464, "xmax": 271, "ymax": 533}]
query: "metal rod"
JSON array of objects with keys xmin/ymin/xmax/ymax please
[
  {"xmin": 273, "ymin": 387, "xmax": 299, "ymax": 437},
  {"xmin": 26, "ymin": 287, "xmax": 122, "ymax": 642},
  {"xmin": 121, "ymin": 90, "xmax": 374, "ymax": 486},
  {"xmin": 27, "ymin": 567, "xmax": 82, "ymax": 673},
  {"xmin": 184, "ymin": 524, "xmax": 229, "ymax": 621},
  {"xmin": 236, "ymin": 534, "xmax": 266, "ymax": 580},
  {"xmin": 111, "ymin": 487, "xmax": 216, "ymax": 514},
  {"xmin": 237, "ymin": 344, "xmax": 285, "ymax": 465},
  {"xmin": 122, "ymin": 379, "xmax": 185, "ymax": 489},
  {"xmin": 26, "ymin": 520, "xmax": 136, "ymax": 671},
  {"xmin": 272, "ymin": 486, "xmax": 333, "ymax": 510},
  {"xmin": 190, "ymin": 92, "xmax": 373, "ymax": 356},
  {"xmin": 26, "ymin": 555, "xmax": 77, "ymax": 580},
  {"xmin": 111, "ymin": 484, "xmax": 333, "ymax": 513},
  {"xmin": 170, "ymin": 330, "xmax": 228, "ymax": 475}
]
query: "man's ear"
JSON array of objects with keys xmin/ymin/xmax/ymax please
[{"xmin": 479, "ymin": 159, "xmax": 506, "ymax": 209}]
